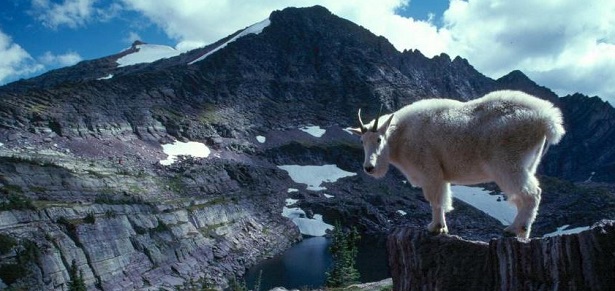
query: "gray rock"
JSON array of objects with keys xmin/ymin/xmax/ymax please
[{"xmin": 387, "ymin": 220, "xmax": 615, "ymax": 291}]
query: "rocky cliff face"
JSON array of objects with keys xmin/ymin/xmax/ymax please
[
  {"xmin": 0, "ymin": 5, "xmax": 614, "ymax": 290},
  {"xmin": 387, "ymin": 220, "xmax": 615, "ymax": 291},
  {"xmin": 0, "ymin": 145, "xmax": 301, "ymax": 289}
]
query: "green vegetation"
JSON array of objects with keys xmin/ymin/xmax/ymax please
[
  {"xmin": 228, "ymin": 277, "xmax": 248, "ymax": 291},
  {"xmin": 1, "ymin": 155, "xmax": 58, "ymax": 168},
  {"xmin": 104, "ymin": 209, "xmax": 116, "ymax": 219},
  {"xmin": 94, "ymin": 193, "xmax": 147, "ymax": 205},
  {"xmin": 133, "ymin": 225, "xmax": 148, "ymax": 235},
  {"xmin": 29, "ymin": 104, "xmax": 50, "ymax": 115},
  {"xmin": 0, "ymin": 240, "xmax": 38, "ymax": 286},
  {"xmin": 197, "ymin": 104, "xmax": 221, "ymax": 124},
  {"xmin": 67, "ymin": 259, "xmax": 86, "ymax": 291},
  {"xmin": 153, "ymin": 219, "xmax": 170, "ymax": 233},
  {"xmin": 0, "ymin": 263, "xmax": 27, "ymax": 285},
  {"xmin": 168, "ymin": 175, "xmax": 186, "ymax": 194},
  {"xmin": 0, "ymin": 185, "xmax": 35, "ymax": 211},
  {"xmin": 187, "ymin": 197, "xmax": 228, "ymax": 212},
  {"xmin": 83, "ymin": 212, "xmax": 96, "ymax": 224},
  {"xmin": 199, "ymin": 222, "xmax": 227, "ymax": 238},
  {"xmin": 326, "ymin": 222, "xmax": 361, "ymax": 288},
  {"xmin": 175, "ymin": 276, "xmax": 217, "ymax": 291},
  {"xmin": 56, "ymin": 216, "xmax": 81, "ymax": 247},
  {"xmin": 0, "ymin": 234, "xmax": 17, "ymax": 255},
  {"xmin": 29, "ymin": 186, "xmax": 47, "ymax": 193}
]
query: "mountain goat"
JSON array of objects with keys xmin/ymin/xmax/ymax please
[{"xmin": 349, "ymin": 90, "xmax": 565, "ymax": 238}]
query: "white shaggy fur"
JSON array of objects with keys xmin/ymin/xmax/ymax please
[{"xmin": 350, "ymin": 90, "xmax": 565, "ymax": 238}]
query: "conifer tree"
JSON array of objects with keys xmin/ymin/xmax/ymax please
[
  {"xmin": 325, "ymin": 222, "xmax": 361, "ymax": 287},
  {"xmin": 68, "ymin": 259, "xmax": 86, "ymax": 291}
]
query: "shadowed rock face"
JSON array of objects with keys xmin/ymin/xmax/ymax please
[{"xmin": 387, "ymin": 220, "xmax": 615, "ymax": 291}]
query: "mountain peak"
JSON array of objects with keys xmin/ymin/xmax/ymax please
[
  {"xmin": 496, "ymin": 70, "xmax": 558, "ymax": 101},
  {"xmin": 131, "ymin": 40, "xmax": 147, "ymax": 48},
  {"xmin": 498, "ymin": 69, "xmax": 532, "ymax": 82}
]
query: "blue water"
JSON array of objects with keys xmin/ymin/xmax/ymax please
[{"xmin": 244, "ymin": 235, "xmax": 389, "ymax": 290}]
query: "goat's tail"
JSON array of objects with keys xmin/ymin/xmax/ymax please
[{"xmin": 542, "ymin": 105, "xmax": 566, "ymax": 145}]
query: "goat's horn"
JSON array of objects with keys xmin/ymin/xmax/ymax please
[
  {"xmin": 372, "ymin": 104, "xmax": 383, "ymax": 132},
  {"xmin": 358, "ymin": 108, "xmax": 367, "ymax": 134}
]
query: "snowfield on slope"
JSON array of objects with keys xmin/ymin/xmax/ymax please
[
  {"xmin": 189, "ymin": 18, "xmax": 270, "ymax": 65},
  {"xmin": 277, "ymin": 164, "xmax": 356, "ymax": 191},
  {"xmin": 159, "ymin": 141, "xmax": 210, "ymax": 165},
  {"xmin": 282, "ymin": 201, "xmax": 334, "ymax": 237},
  {"xmin": 300, "ymin": 126, "xmax": 326, "ymax": 137},
  {"xmin": 116, "ymin": 44, "xmax": 181, "ymax": 67}
]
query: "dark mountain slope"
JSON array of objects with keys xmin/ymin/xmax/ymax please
[{"xmin": 2, "ymin": 5, "xmax": 611, "ymax": 181}]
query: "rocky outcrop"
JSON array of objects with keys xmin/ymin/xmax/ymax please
[
  {"xmin": 0, "ymin": 199, "xmax": 300, "ymax": 290},
  {"xmin": 387, "ymin": 220, "xmax": 615, "ymax": 291},
  {"xmin": 0, "ymin": 144, "xmax": 302, "ymax": 290}
]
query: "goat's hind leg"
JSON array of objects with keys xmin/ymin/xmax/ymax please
[
  {"xmin": 500, "ymin": 173, "xmax": 541, "ymax": 239},
  {"xmin": 423, "ymin": 182, "xmax": 453, "ymax": 235}
]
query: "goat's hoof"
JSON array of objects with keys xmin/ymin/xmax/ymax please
[
  {"xmin": 502, "ymin": 228, "xmax": 529, "ymax": 239},
  {"xmin": 427, "ymin": 223, "xmax": 448, "ymax": 235}
]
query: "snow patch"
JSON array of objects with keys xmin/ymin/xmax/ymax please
[
  {"xmin": 97, "ymin": 74, "xmax": 113, "ymax": 80},
  {"xmin": 300, "ymin": 126, "xmax": 326, "ymax": 137},
  {"xmin": 285, "ymin": 198, "xmax": 299, "ymax": 206},
  {"xmin": 452, "ymin": 185, "xmax": 516, "ymax": 225},
  {"xmin": 543, "ymin": 225, "xmax": 590, "ymax": 237},
  {"xmin": 278, "ymin": 164, "xmax": 356, "ymax": 191},
  {"xmin": 287, "ymin": 188, "xmax": 298, "ymax": 193},
  {"xmin": 160, "ymin": 141, "xmax": 210, "ymax": 165},
  {"xmin": 0, "ymin": 142, "xmax": 3, "ymax": 147},
  {"xmin": 397, "ymin": 210, "xmax": 407, "ymax": 216},
  {"xmin": 324, "ymin": 194, "xmax": 334, "ymax": 198},
  {"xmin": 117, "ymin": 44, "xmax": 180, "ymax": 67},
  {"xmin": 256, "ymin": 135, "xmax": 266, "ymax": 143},
  {"xmin": 282, "ymin": 207, "xmax": 334, "ymax": 237},
  {"xmin": 189, "ymin": 18, "xmax": 270, "ymax": 65}
]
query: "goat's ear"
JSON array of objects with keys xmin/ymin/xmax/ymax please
[
  {"xmin": 378, "ymin": 114, "xmax": 394, "ymax": 134},
  {"xmin": 347, "ymin": 127, "xmax": 364, "ymax": 136}
]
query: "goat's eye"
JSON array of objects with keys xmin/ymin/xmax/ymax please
[{"xmin": 377, "ymin": 138, "xmax": 382, "ymax": 144}]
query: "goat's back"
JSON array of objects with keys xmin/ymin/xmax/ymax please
[{"xmin": 388, "ymin": 90, "xmax": 564, "ymax": 169}]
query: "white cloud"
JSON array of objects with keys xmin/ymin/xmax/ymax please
[
  {"xmin": 30, "ymin": 0, "xmax": 121, "ymax": 29},
  {"xmin": 0, "ymin": 30, "xmax": 44, "ymax": 84},
  {"xmin": 124, "ymin": 31, "xmax": 142, "ymax": 44},
  {"xmin": 38, "ymin": 51, "xmax": 83, "ymax": 66},
  {"xmin": 31, "ymin": 0, "xmax": 96, "ymax": 28},
  {"xmin": 441, "ymin": 0, "xmax": 615, "ymax": 102}
]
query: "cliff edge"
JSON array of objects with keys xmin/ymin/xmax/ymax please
[{"xmin": 387, "ymin": 220, "xmax": 615, "ymax": 290}]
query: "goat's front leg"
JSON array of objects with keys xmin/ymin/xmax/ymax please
[{"xmin": 423, "ymin": 182, "xmax": 453, "ymax": 235}]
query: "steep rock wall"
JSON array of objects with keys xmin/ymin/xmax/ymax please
[{"xmin": 387, "ymin": 220, "xmax": 615, "ymax": 291}]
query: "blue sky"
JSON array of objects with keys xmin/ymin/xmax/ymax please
[{"xmin": 1, "ymin": 0, "xmax": 614, "ymax": 104}]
